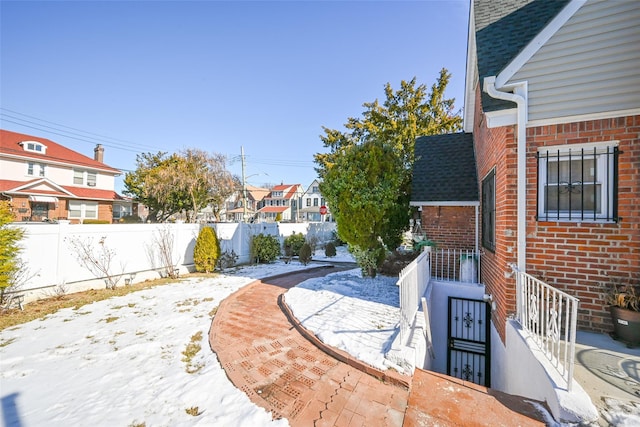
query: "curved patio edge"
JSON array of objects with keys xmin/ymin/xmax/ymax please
[{"xmin": 278, "ymin": 292, "xmax": 411, "ymax": 390}]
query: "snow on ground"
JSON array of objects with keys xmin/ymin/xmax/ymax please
[
  {"xmin": 1, "ymin": 245, "xmax": 627, "ymax": 426},
  {"xmin": 0, "ymin": 248, "xmax": 353, "ymax": 427},
  {"xmin": 284, "ymin": 269, "xmax": 399, "ymax": 372}
]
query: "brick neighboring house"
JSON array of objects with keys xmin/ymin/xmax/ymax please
[
  {"xmin": 411, "ymin": 133, "xmax": 479, "ymax": 250},
  {"xmin": 412, "ymin": 0, "xmax": 639, "ymax": 343},
  {"xmin": 255, "ymin": 183, "xmax": 304, "ymax": 223},
  {"xmin": 0, "ymin": 129, "xmax": 125, "ymax": 223}
]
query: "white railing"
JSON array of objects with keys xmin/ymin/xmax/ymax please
[
  {"xmin": 431, "ymin": 248, "xmax": 481, "ymax": 284},
  {"xmin": 397, "ymin": 248, "xmax": 431, "ymax": 342},
  {"xmin": 513, "ymin": 265, "xmax": 579, "ymax": 391}
]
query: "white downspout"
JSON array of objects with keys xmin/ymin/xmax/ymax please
[{"xmin": 483, "ymin": 76, "xmax": 528, "ymax": 273}]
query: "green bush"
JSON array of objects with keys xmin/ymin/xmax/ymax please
[
  {"xmin": 350, "ymin": 245, "xmax": 385, "ymax": 278},
  {"xmin": 251, "ymin": 234, "xmax": 281, "ymax": 264},
  {"xmin": 82, "ymin": 219, "xmax": 110, "ymax": 224},
  {"xmin": 0, "ymin": 201, "xmax": 24, "ymax": 292},
  {"xmin": 299, "ymin": 243, "xmax": 312, "ymax": 265},
  {"xmin": 324, "ymin": 242, "xmax": 337, "ymax": 257},
  {"xmin": 193, "ymin": 227, "xmax": 220, "ymax": 273},
  {"xmin": 283, "ymin": 232, "xmax": 305, "ymax": 257}
]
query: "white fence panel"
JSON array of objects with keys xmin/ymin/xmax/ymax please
[{"xmin": 9, "ymin": 221, "xmax": 336, "ymax": 301}]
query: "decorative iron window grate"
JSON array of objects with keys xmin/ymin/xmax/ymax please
[{"xmin": 536, "ymin": 144, "xmax": 619, "ymax": 222}]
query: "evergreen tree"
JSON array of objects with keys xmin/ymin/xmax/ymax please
[
  {"xmin": 193, "ymin": 227, "xmax": 220, "ymax": 273},
  {"xmin": 0, "ymin": 201, "xmax": 24, "ymax": 291},
  {"xmin": 314, "ymin": 70, "xmax": 462, "ymax": 275}
]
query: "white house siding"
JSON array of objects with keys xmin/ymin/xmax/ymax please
[
  {"xmin": 0, "ymin": 155, "xmax": 117, "ymax": 191},
  {"xmin": 0, "ymin": 157, "xmax": 28, "ymax": 178},
  {"xmin": 509, "ymin": 0, "xmax": 640, "ymax": 124}
]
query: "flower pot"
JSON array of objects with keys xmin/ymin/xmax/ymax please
[{"xmin": 609, "ymin": 305, "xmax": 640, "ymax": 348}]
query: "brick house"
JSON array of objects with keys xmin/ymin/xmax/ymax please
[
  {"xmin": 0, "ymin": 129, "xmax": 125, "ymax": 223},
  {"xmin": 413, "ymin": 0, "xmax": 639, "ymax": 341},
  {"xmin": 411, "ymin": 133, "xmax": 479, "ymax": 251}
]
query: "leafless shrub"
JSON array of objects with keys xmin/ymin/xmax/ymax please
[
  {"xmin": 152, "ymin": 226, "xmax": 179, "ymax": 279},
  {"xmin": 66, "ymin": 236, "xmax": 124, "ymax": 289}
]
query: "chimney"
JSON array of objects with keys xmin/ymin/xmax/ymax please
[{"xmin": 94, "ymin": 144, "xmax": 104, "ymax": 163}]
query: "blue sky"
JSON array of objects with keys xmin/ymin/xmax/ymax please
[{"xmin": 1, "ymin": 0, "xmax": 470, "ymax": 192}]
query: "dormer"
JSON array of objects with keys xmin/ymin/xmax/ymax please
[{"xmin": 20, "ymin": 140, "xmax": 47, "ymax": 155}]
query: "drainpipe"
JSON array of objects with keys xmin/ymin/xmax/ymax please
[{"xmin": 483, "ymin": 76, "xmax": 528, "ymax": 273}]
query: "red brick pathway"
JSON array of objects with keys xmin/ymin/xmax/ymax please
[{"xmin": 209, "ymin": 266, "xmax": 549, "ymax": 426}]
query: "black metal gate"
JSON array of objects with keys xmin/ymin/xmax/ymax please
[{"xmin": 447, "ymin": 296, "xmax": 491, "ymax": 387}]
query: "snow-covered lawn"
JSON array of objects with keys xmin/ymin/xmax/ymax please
[
  {"xmin": 284, "ymin": 269, "xmax": 399, "ymax": 372},
  {"xmin": 0, "ymin": 248, "xmax": 356, "ymax": 427}
]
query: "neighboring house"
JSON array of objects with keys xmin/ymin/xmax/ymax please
[
  {"xmin": 223, "ymin": 184, "xmax": 269, "ymax": 222},
  {"xmin": 255, "ymin": 183, "xmax": 304, "ymax": 222},
  {"xmin": 0, "ymin": 129, "xmax": 125, "ymax": 223},
  {"xmin": 411, "ymin": 133, "xmax": 479, "ymax": 250},
  {"xmin": 299, "ymin": 179, "xmax": 330, "ymax": 222}
]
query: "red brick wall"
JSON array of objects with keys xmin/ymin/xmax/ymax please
[
  {"xmin": 472, "ymin": 88, "xmax": 519, "ymax": 343},
  {"xmin": 474, "ymin": 81, "xmax": 640, "ymax": 339},
  {"xmin": 525, "ymin": 115, "xmax": 640, "ymax": 333},
  {"xmin": 420, "ymin": 205, "xmax": 476, "ymax": 250}
]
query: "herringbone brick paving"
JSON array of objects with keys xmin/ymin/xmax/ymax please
[{"xmin": 209, "ymin": 266, "xmax": 547, "ymax": 426}]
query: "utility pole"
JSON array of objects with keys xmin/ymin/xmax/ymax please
[{"xmin": 241, "ymin": 146, "xmax": 247, "ymax": 222}]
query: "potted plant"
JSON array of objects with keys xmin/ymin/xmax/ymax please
[{"xmin": 605, "ymin": 283, "xmax": 640, "ymax": 348}]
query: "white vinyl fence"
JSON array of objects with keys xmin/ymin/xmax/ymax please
[{"xmin": 7, "ymin": 221, "xmax": 336, "ymax": 303}]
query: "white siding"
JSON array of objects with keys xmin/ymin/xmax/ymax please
[{"xmin": 510, "ymin": 0, "xmax": 640, "ymax": 123}]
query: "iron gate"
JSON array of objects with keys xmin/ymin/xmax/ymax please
[{"xmin": 447, "ymin": 296, "xmax": 491, "ymax": 387}]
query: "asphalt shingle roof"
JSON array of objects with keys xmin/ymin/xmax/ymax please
[
  {"xmin": 474, "ymin": 0, "xmax": 570, "ymax": 112},
  {"xmin": 411, "ymin": 133, "xmax": 478, "ymax": 203}
]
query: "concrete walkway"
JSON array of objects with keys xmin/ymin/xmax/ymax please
[
  {"xmin": 209, "ymin": 267, "xmax": 549, "ymax": 426},
  {"xmin": 573, "ymin": 331, "xmax": 640, "ymax": 426}
]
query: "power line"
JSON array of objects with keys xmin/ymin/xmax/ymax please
[{"xmin": 0, "ymin": 108, "xmax": 160, "ymax": 152}]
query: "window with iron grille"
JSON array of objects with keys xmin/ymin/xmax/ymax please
[
  {"xmin": 482, "ymin": 169, "xmax": 495, "ymax": 252},
  {"xmin": 537, "ymin": 142, "xmax": 619, "ymax": 222}
]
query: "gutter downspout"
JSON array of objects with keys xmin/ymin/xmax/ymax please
[{"xmin": 483, "ymin": 76, "xmax": 528, "ymax": 273}]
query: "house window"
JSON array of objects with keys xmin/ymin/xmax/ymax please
[
  {"xmin": 27, "ymin": 162, "xmax": 45, "ymax": 177},
  {"xmin": 306, "ymin": 198, "xmax": 311, "ymax": 207},
  {"xmin": 537, "ymin": 142, "xmax": 618, "ymax": 222},
  {"xmin": 482, "ymin": 169, "xmax": 495, "ymax": 252},
  {"xmin": 73, "ymin": 170, "xmax": 97, "ymax": 186},
  {"xmin": 68, "ymin": 201, "xmax": 98, "ymax": 219},
  {"xmin": 313, "ymin": 186, "xmax": 319, "ymax": 193},
  {"xmin": 313, "ymin": 198, "xmax": 319, "ymax": 206},
  {"xmin": 21, "ymin": 140, "xmax": 47, "ymax": 154},
  {"xmin": 87, "ymin": 172, "xmax": 97, "ymax": 187}
]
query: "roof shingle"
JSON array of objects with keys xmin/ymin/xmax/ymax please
[
  {"xmin": 474, "ymin": 0, "xmax": 570, "ymax": 112},
  {"xmin": 411, "ymin": 133, "xmax": 478, "ymax": 203}
]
